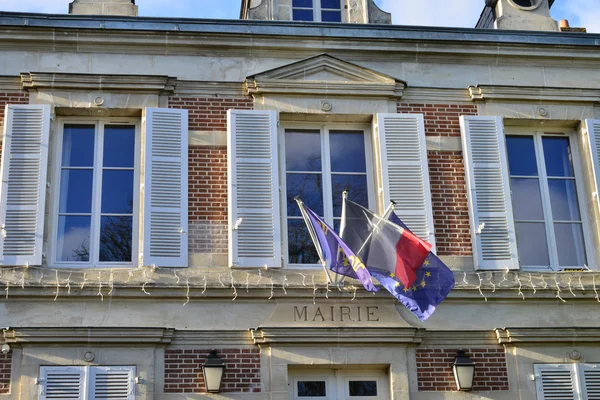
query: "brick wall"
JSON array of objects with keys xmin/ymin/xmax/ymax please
[
  {"xmin": 164, "ymin": 349, "xmax": 261, "ymax": 393},
  {"xmin": 169, "ymin": 97, "xmax": 253, "ymax": 130},
  {"xmin": 0, "ymin": 92, "xmax": 29, "ymax": 126},
  {"xmin": 0, "ymin": 353, "xmax": 11, "ymax": 394},
  {"xmin": 428, "ymin": 151, "xmax": 472, "ymax": 256},
  {"xmin": 397, "ymin": 103, "xmax": 477, "ymax": 137},
  {"xmin": 416, "ymin": 348, "xmax": 509, "ymax": 391}
]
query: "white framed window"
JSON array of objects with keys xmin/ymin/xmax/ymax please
[
  {"xmin": 534, "ymin": 363, "xmax": 600, "ymax": 400},
  {"xmin": 39, "ymin": 365, "xmax": 136, "ymax": 400},
  {"xmin": 292, "ymin": 0, "xmax": 343, "ymax": 22},
  {"xmin": 280, "ymin": 124, "xmax": 375, "ymax": 267},
  {"xmin": 505, "ymin": 129, "xmax": 592, "ymax": 271},
  {"xmin": 289, "ymin": 368, "xmax": 389, "ymax": 399},
  {"xmin": 49, "ymin": 119, "xmax": 141, "ymax": 268}
]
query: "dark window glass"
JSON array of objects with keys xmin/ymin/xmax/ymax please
[
  {"xmin": 59, "ymin": 170, "xmax": 93, "ymax": 214},
  {"xmin": 100, "ymin": 216, "xmax": 133, "ymax": 262},
  {"xmin": 298, "ymin": 381, "xmax": 326, "ymax": 397},
  {"xmin": 103, "ymin": 125, "xmax": 135, "ymax": 168},
  {"xmin": 288, "ymin": 220, "xmax": 320, "ymax": 264},
  {"xmin": 542, "ymin": 137, "xmax": 574, "ymax": 177},
  {"xmin": 548, "ymin": 179, "xmax": 580, "ymax": 221},
  {"xmin": 515, "ymin": 223, "xmax": 549, "ymax": 266},
  {"xmin": 293, "ymin": 9, "xmax": 314, "ymax": 21},
  {"xmin": 329, "ymin": 132, "xmax": 366, "ymax": 172},
  {"xmin": 506, "ymin": 136, "xmax": 537, "ymax": 176},
  {"xmin": 510, "ymin": 178, "xmax": 543, "ymax": 220},
  {"xmin": 331, "ymin": 175, "xmax": 368, "ymax": 217},
  {"xmin": 101, "ymin": 170, "xmax": 134, "ymax": 214},
  {"xmin": 554, "ymin": 223, "xmax": 586, "ymax": 266},
  {"xmin": 62, "ymin": 124, "xmax": 95, "ymax": 167},
  {"xmin": 349, "ymin": 380, "xmax": 378, "ymax": 396},
  {"xmin": 286, "ymin": 174, "xmax": 323, "ymax": 217},
  {"xmin": 293, "ymin": 0, "xmax": 313, "ymax": 6},
  {"xmin": 321, "ymin": 0, "xmax": 340, "ymax": 8},
  {"xmin": 286, "ymin": 131, "xmax": 321, "ymax": 171},
  {"xmin": 321, "ymin": 10, "xmax": 342, "ymax": 22}
]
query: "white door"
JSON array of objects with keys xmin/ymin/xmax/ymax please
[{"xmin": 289, "ymin": 369, "xmax": 389, "ymax": 400}]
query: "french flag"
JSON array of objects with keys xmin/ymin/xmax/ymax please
[{"xmin": 341, "ymin": 199, "xmax": 432, "ymax": 288}]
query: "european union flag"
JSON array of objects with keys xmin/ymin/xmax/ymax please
[
  {"xmin": 368, "ymin": 212, "xmax": 454, "ymax": 321},
  {"xmin": 297, "ymin": 200, "xmax": 379, "ymax": 292}
]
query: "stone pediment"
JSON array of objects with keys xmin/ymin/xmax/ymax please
[{"xmin": 246, "ymin": 54, "xmax": 405, "ymax": 97}]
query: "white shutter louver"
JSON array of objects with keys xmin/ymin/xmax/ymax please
[
  {"xmin": 581, "ymin": 364, "xmax": 600, "ymax": 400},
  {"xmin": 141, "ymin": 108, "xmax": 188, "ymax": 268},
  {"xmin": 89, "ymin": 366, "xmax": 135, "ymax": 400},
  {"xmin": 0, "ymin": 104, "xmax": 50, "ymax": 266},
  {"xmin": 460, "ymin": 116, "xmax": 519, "ymax": 270},
  {"xmin": 375, "ymin": 113, "xmax": 436, "ymax": 250},
  {"xmin": 534, "ymin": 364, "xmax": 578, "ymax": 400},
  {"xmin": 227, "ymin": 110, "xmax": 281, "ymax": 268},
  {"xmin": 39, "ymin": 366, "xmax": 85, "ymax": 400}
]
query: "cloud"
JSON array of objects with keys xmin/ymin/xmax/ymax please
[{"xmin": 551, "ymin": 0, "xmax": 600, "ymax": 33}]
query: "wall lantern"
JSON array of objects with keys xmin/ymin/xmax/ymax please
[
  {"xmin": 453, "ymin": 350, "xmax": 475, "ymax": 391},
  {"xmin": 203, "ymin": 350, "xmax": 225, "ymax": 393}
]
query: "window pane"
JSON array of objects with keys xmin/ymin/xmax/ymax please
[
  {"xmin": 59, "ymin": 169, "xmax": 93, "ymax": 213},
  {"xmin": 103, "ymin": 125, "xmax": 135, "ymax": 168},
  {"xmin": 506, "ymin": 136, "xmax": 537, "ymax": 176},
  {"xmin": 321, "ymin": 10, "xmax": 342, "ymax": 22},
  {"xmin": 330, "ymin": 131, "xmax": 366, "ymax": 172},
  {"xmin": 288, "ymin": 219, "xmax": 320, "ymax": 264},
  {"xmin": 292, "ymin": 0, "xmax": 313, "ymax": 7},
  {"xmin": 293, "ymin": 9, "xmax": 314, "ymax": 21},
  {"xmin": 515, "ymin": 222, "xmax": 549, "ymax": 266},
  {"xmin": 554, "ymin": 223, "xmax": 587, "ymax": 266},
  {"xmin": 101, "ymin": 170, "xmax": 134, "ymax": 214},
  {"xmin": 349, "ymin": 380, "xmax": 378, "ymax": 396},
  {"xmin": 286, "ymin": 131, "xmax": 321, "ymax": 171},
  {"xmin": 100, "ymin": 216, "xmax": 133, "ymax": 262},
  {"xmin": 510, "ymin": 178, "xmax": 543, "ymax": 220},
  {"xmin": 62, "ymin": 124, "xmax": 95, "ymax": 167},
  {"xmin": 331, "ymin": 175, "xmax": 368, "ymax": 217},
  {"xmin": 548, "ymin": 179, "xmax": 580, "ymax": 221},
  {"xmin": 543, "ymin": 137, "xmax": 574, "ymax": 177},
  {"xmin": 57, "ymin": 216, "xmax": 91, "ymax": 261},
  {"xmin": 297, "ymin": 381, "xmax": 326, "ymax": 397},
  {"xmin": 321, "ymin": 0, "xmax": 340, "ymax": 8},
  {"xmin": 286, "ymin": 173, "xmax": 323, "ymax": 217}
]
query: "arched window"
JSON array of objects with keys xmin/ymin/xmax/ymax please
[{"xmin": 292, "ymin": 0, "xmax": 342, "ymax": 22}]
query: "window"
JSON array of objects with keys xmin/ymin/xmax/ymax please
[
  {"xmin": 289, "ymin": 369, "xmax": 388, "ymax": 399},
  {"xmin": 282, "ymin": 126, "xmax": 373, "ymax": 265},
  {"xmin": 506, "ymin": 132, "xmax": 588, "ymax": 270},
  {"xmin": 51, "ymin": 120, "xmax": 139, "ymax": 267},
  {"xmin": 535, "ymin": 364, "xmax": 600, "ymax": 399},
  {"xmin": 39, "ymin": 365, "xmax": 135, "ymax": 400},
  {"xmin": 292, "ymin": 0, "xmax": 342, "ymax": 22}
]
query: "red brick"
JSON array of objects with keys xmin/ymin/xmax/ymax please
[
  {"xmin": 169, "ymin": 96, "xmax": 252, "ymax": 130},
  {"xmin": 0, "ymin": 92, "xmax": 30, "ymax": 127}
]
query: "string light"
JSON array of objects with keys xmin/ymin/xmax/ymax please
[
  {"xmin": 555, "ymin": 275, "xmax": 566, "ymax": 303},
  {"xmin": 231, "ymin": 271, "xmax": 237, "ymax": 301},
  {"xmin": 488, "ymin": 272, "xmax": 496, "ymax": 292},
  {"xmin": 282, "ymin": 273, "xmax": 288, "ymax": 295},
  {"xmin": 462, "ymin": 272, "xmax": 468, "ymax": 285},
  {"xmin": 218, "ymin": 273, "xmax": 225, "ymax": 287},
  {"xmin": 183, "ymin": 278, "xmax": 190, "ymax": 306},
  {"xmin": 476, "ymin": 272, "xmax": 487, "ymax": 302},
  {"xmin": 97, "ymin": 271, "xmax": 103, "ymax": 301},
  {"xmin": 245, "ymin": 271, "xmax": 250, "ymax": 292},
  {"xmin": 81, "ymin": 272, "xmax": 88, "ymax": 289},
  {"xmin": 173, "ymin": 270, "xmax": 180, "ymax": 284},
  {"xmin": 299, "ymin": 273, "xmax": 307, "ymax": 286},
  {"xmin": 594, "ymin": 276, "xmax": 600, "ymax": 303},
  {"xmin": 312, "ymin": 274, "xmax": 316, "ymax": 305},
  {"xmin": 516, "ymin": 274, "xmax": 524, "ymax": 300},
  {"xmin": 268, "ymin": 275, "xmax": 274, "ymax": 300},
  {"xmin": 351, "ymin": 285, "xmax": 357, "ymax": 301},
  {"xmin": 568, "ymin": 276, "xmax": 576, "ymax": 297},
  {"xmin": 65, "ymin": 273, "xmax": 72, "ymax": 295},
  {"xmin": 53, "ymin": 270, "xmax": 60, "ymax": 301},
  {"xmin": 528, "ymin": 273, "xmax": 536, "ymax": 294},
  {"xmin": 202, "ymin": 273, "xmax": 207, "ymax": 294},
  {"xmin": 108, "ymin": 270, "xmax": 114, "ymax": 296},
  {"xmin": 4, "ymin": 281, "xmax": 8, "ymax": 299}
]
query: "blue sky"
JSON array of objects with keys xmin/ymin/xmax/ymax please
[{"xmin": 0, "ymin": 0, "xmax": 598, "ymax": 32}]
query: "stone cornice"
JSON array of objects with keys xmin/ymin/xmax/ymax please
[
  {"xmin": 421, "ymin": 330, "xmax": 499, "ymax": 347},
  {"xmin": 0, "ymin": 76, "xmax": 23, "ymax": 91},
  {"xmin": 246, "ymin": 54, "xmax": 405, "ymax": 98},
  {"xmin": 403, "ymin": 87, "xmax": 471, "ymax": 104},
  {"xmin": 496, "ymin": 328, "xmax": 600, "ymax": 344},
  {"xmin": 3, "ymin": 327, "xmax": 174, "ymax": 345},
  {"xmin": 469, "ymin": 85, "xmax": 600, "ymax": 103},
  {"xmin": 171, "ymin": 330, "xmax": 254, "ymax": 346},
  {"xmin": 20, "ymin": 72, "xmax": 177, "ymax": 93},
  {"xmin": 175, "ymin": 81, "xmax": 245, "ymax": 97},
  {"xmin": 250, "ymin": 327, "xmax": 421, "ymax": 345}
]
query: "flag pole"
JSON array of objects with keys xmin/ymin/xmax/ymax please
[
  {"xmin": 335, "ymin": 190, "xmax": 350, "ymax": 285},
  {"xmin": 295, "ymin": 197, "xmax": 334, "ymax": 284},
  {"xmin": 353, "ymin": 200, "xmax": 396, "ymax": 258}
]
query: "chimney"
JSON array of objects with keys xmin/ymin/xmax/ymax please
[
  {"xmin": 69, "ymin": 0, "xmax": 138, "ymax": 16},
  {"xmin": 476, "ymin": 0, "xmax": 558, "ymax": 31}
]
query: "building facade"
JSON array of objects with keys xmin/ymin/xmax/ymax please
[{"xmin": 0, "ymin": 0, "xmax": 600, "ymax": 398}]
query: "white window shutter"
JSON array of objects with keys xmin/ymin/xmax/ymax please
[
  {"xmin": 141, "ymin": 108, "xmax": 188, "ymax": 268},
  {"xmin": 88, "ymin": 366, "xmax": 136, "ymax": 400},
  {"xmin": 0, "ymin": 104, "xmax": 50, "ymax": 266},
  {"xmin": 580, "ymin": 364, "xmax": 600, "ymax": 400},
  {"xmin": 227, "ymin": 109, "xmax": 281, "ymax": 268},
  {"xmin": 534, "ymin": 364, "xmax": 579, "ymax": 400},
  {"xmin": 460, "ymin": 116, "xmax": 519, "ymax": 270},
  {"xmin": 39, "ymin": 366, "xmax": 86, "ymax": 400},
  {"xmin": 375, "ymin": 113, "xmax": 436, "ymax": 251}
]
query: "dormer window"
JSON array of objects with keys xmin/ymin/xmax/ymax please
[{"xmin": 292, "ymin": 0, "xmax": 342, "ymax": 22}]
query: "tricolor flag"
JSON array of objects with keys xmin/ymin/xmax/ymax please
[{"xmin": 341, "ymin": 199, "xmax": 432, "ymax": 289}]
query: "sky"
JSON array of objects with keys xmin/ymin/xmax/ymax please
[{"xmin": 0, "ymin": 0, "xmax": 598, "ymax": 33}]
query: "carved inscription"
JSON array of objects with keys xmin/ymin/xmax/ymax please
[{"xmin": 293, "ymin": 306, "xmax": 379, "ymax": 322}]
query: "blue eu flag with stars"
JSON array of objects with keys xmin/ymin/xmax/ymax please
[{"xmin": 368, "ymin": 212, "xmax": 455, "ymax": 321}]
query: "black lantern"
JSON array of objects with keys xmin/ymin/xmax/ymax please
[
  {"xmin": 453, "ymin": 350, "xmax": 475, "ymax": 391},
  {"xmin": 202, "ymin": 350, "xmax": 225, "ymax": 393}
]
